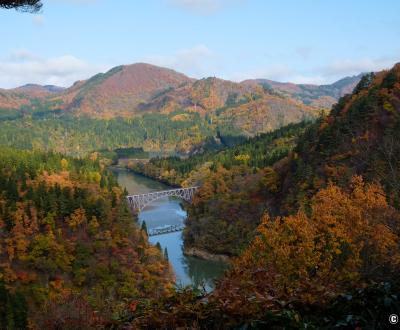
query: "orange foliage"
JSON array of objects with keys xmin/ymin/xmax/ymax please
[
  {"xmin": 221, "ymin": 177, "xmax": 400, "ymax": 311},
  {"xmin": 37, "ymin": 171, "xmax": 73, "ymax": 188},
  {"xmin": 67, "ymin": 208, "xmax": 87, "ymax": 231}
]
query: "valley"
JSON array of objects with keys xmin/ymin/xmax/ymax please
[
  {"xmin": 1, "ymin": 1, "xmax": 399, "ymax": 328},
  {"xmin": 0, "ymin": 59, "xmax": 399, "ymax": 329},
  {"xmin": 113, "ymin": 168, "xmax": 227, "ymax": 291}
]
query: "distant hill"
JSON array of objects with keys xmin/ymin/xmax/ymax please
[
  {"xmin": 0, "ymin": 63, "xmax": 362, "ymax": 119},
  {"xmin": 136, "ymin": 75, "xmax": 316, "ymax": 136},
  {"xmin": 0, "ymin": 84, "xmax": 64, "ymax": 113},
  {"xmin": 0, "ymin": 63, "xmax": 365, "ymax": 155},
  {"xmin": 53, "ymin": 63, "xmax": 193, "ymax": 118},
  {"xmin": 13, "ymin": 84, "xmax": 65, "ymax": 95},
  {"xmin": 243, "ymin": 74, "xmax": 363, "ymax": 109}
]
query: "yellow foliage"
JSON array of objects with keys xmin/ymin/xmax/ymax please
[
  {"xmin": 91, "ymin": 171, "xmax": 102, "ymax": 183},
  {"xmin": 88, "ymin": 216, "xmax": 100, "ymax": 234},
  {"xmin": 383, "ymin": 100, "xmax": 396, "ymax": 114},
  {"xmin": 234, "ymin": 154, "xmax": 250, "ymax": 164},
  {"xmin": 234, "ymin": 176, "xmax": 400, "ymax": 305},
  {"xmin": 60, "ymin": 158, "xmax": 69, "ymax": 170},
  {"xmin": 90, "ymin": 152, "xmax": 98, "ymax": 161},
  {"xmin": 171, "ymin": 113, "xmax": 190, "ymax": 121},
  {"xmin": 67, "ymin": 208, "xmax": 87, "ymax": 230},
  {"xmin": 37, "ymin": 171, "xmax": 73, "ymax": 188}
]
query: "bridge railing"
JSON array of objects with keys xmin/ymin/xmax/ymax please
[
  {"xmin": 126, "ymin": 186, "xmax": 199, "ymax": 212},
  {"xmin": 147, "ymin": 224, "xmax": 185, "ymax": 236}
]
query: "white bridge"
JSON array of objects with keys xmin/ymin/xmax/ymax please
[
  {"xmin": 127, "ymin": 187, "xmax": 199, "ymax": 212},
  {"xmin": 148, "ymin": 224, "xmax": 185, "ymax": 236}
]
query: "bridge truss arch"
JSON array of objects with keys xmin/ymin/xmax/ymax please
[{"xmin": 127, "ymin": 186, "xmax": 198, "ymax": 212}]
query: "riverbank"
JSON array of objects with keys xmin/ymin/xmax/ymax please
[
  {"xmin": 111, "ymin": 167, "xmax": 228, "ymax": 290},
  {"xmin": 113, "ymin": 165, "xmax": 230, "ymax": 265},
  {"xmin": 117, "ymin": 162, "xmax": 182, "ymax": 188},
  {"xmin": 184, "ymin": 247, "xmax": 231, "ymax": 263}
]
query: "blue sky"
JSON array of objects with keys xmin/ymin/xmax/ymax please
[{"xmin": 0, "ymin": 0, "xmax": 399, "ymax": 88}]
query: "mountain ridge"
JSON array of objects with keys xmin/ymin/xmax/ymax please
[
  {"xmin": 0, "ymin": 63, "xmax": 364, "ymax": 152},
  {"xmin": 0, "ymin": 63, "xmax": 362, "ymax": 116},
  {"xmin": 242, "ymin": 73, "xmax": 363, "ymax": 108}
]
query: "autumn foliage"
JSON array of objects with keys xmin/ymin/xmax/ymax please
[
  {"xmin": 124, "ymin": 64, "xmax": 400, "ymax": 329},
  {"xmin": 221, "ymin": 177, "xmax": 400, "ymax": 313},
  {"xmin": 0, "ymin": 147, "xmax": 172, "ymax": 328},
  {"xmin": 128, "ymin": 178, "xmax": 400, "ymax": 329}
]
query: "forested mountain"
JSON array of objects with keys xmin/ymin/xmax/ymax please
[
  {"xmin": 52, "ymin": 63, "xmax": 193, "ymax": 118},
  {"xmin": 244, "ymin": 74, "xmax": 362, "ymax": 109},
  {"xmin": 128, "ymin": 64, "xmax": 400, "ymax": 258},
  {"xmin": 0, "ymin": 84, "xmax": 63, "ymax": 111},
  {"xmin": 278, "ymin": 63, "xmax": 400, "ymax": 212},
  {"xmin": 133, "ymin": 178, "xmax": 400, "ymax": 329},
  {"xmin": 129, "ymin": 122, "xmax": 308, "ymax": 187},
  {"xmin": 0, "ymin": 64, "xmax": 361, "ymax": 156},
  {"xmin": 129, "ymin": 122, "xmax": 310, "ymax": 256},
  {"xmin": 0, "ymin": 62, "xmax": 397, "ymax": 330},
  {"xmin": 13, "ymin": 84, "xmax": 65, "ymax": 97},
  {"xmin": 121, "ymin": 64, "xmax": 400, "ymax": 330},
  {"xmin": 0, "ymin": 111, "xmax": 216, "ymax": 156},
  {"xmin": 0, "ymin": 63, "xmax": 359, "ymax": 118},
  {"xmin": 0, "ymin": 147, "xmax": 172, "ymax": 328}
]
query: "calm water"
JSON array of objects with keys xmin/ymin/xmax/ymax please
[{"xmin": 111, "ymin": 167, "xmax": 227, "ymax": 291}]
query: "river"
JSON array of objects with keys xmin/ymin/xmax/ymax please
[{"xmin": 111, "ymin": 167, "xmax": 227, "ymax": 291}]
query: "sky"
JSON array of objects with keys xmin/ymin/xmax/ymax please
[{"xmin": 0, "ymin": 0, "xmax": 399, "ymax": 88}]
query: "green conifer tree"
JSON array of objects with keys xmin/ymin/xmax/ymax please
[{"xmin": 141, "ymin": 220, "xmax": 148, "ymax": 234}]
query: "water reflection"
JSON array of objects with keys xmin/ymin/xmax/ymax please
[
  {"xmin": 181, "ymin": 255, "xmax": 227, "ymax": 289},
  {"xmin": 111, "ymin": 167, "xmax": 228, "ymax": 291}
]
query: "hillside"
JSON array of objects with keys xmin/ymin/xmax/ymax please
[
  {"xmin": 0, "ymin": 84, "xmax": 63, "ymax": 111},
  {"xmin": 13, "ymin": 84, "xmax": 65, "ymax": 97},
  {"xmin": 138, "ymin": 76, "xmax": 316, "ymax": 137},
  {"xmin": 200, "ymin": 63, "xmax": 400, "ymax": 254},
  {"xmin": 0, "ymin": 64, "xmax": 361, "ymax": 119},
  {"xmin": 244, "ymin": 74, "xmax": 362, "ymax": 109},
  {"xmin": 138, "ymin": 76, "xmax": 260, "ymax": 114},
  {"xmin": 129, "ymin": 122, "xmax": 310, "ymax": 256},
  {"xmin": 49, "ymin": 66, "xmax": 319, "ymax": 129},
  {"xmin": 278, "ymin": 63, "xmax": 400, "ymax": 211},
  {"xmin": 122, "ymin": 64, "xmax": 400, "ymax": 330},
  {"xmin": 0, "ymin": 147, "xmax": 172, "ymax": 328},
  {"xmin": 52, "ymin": 63, "xmax": 193, "ymax": 118},
  {"xmin": 0, "ymin": 63, "xmax": 363, "ymax": 156},
  {"xmin": 131, "ymin": 64, "xmax": 400, "ymax": 259},
  {"xmin": 0, "ymin": 63, "xmax": 397, "ymax": 330}
]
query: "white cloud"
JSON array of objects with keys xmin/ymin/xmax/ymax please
[
  {"xmin": 32, "ymin": 15, "xmax": 44, "ymax": 26},
  {"xmin": 0, "ymin": 51, "xmax": 110, "ymax": 88},
  {"xmin": 1, "ymin": 49, "xmax": 398, "ymax": 89},
  {"xmin": 168, "ymin": 0, "xmax": 245, "ymax": 15},
  {"xmin": 141, "ymin": 45, "xmax": 220, "ymax": 78},
  {"xmin": 230, "ymin": 56, "xmax": 400, "ymax": 85},
  {"xmin": 321, "ymin": 57, "xmax": 397, "ymax": 77}
]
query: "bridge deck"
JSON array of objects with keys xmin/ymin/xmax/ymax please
[
  {"xmin": 147, "ymin": 224, "xmax": 185, "ymax": 237},
  {"xmin": 127, "ymin": 186, "xmax": 198, "ymax": 212}
]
